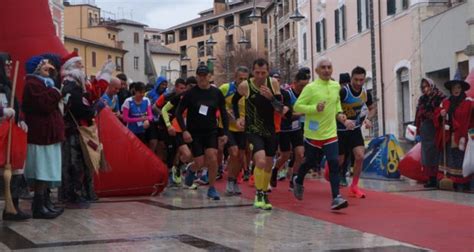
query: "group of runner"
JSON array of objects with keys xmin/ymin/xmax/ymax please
[{"xmin": 125, "ymin": 57, "xmax": 374, "ymax": 210}]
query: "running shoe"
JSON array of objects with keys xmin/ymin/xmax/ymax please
[
  {"xmin": 172, "ymin": 166, "xmax": 182, "ymax": 185},
  {"xmin": 225, "ymin": 180, "xmax": 235, "ymax": 196},
  {"xmin": 261, "ymin": 193, "xmax": 272, "ymax": 210},
  {"xmin": 233, "ymin": 182, "xmax": 242, "ymax": 195},
  {"xmin": 293, "ymin": 176, "xmax": 304, "ymax": 200},
  {"xmin": 349, "ymin": 186, "xmax": 366, "ymax": 198},
  {"xmin": 207, "ymin": 186, "xmax": 220, "ymax": 200},
  {"xmin": 184, "ymin": 170, "xmax": 196, "ymax": 187},
  {"xmin": 331, "ymin": 195, "xmax": 348, "ymax": 210},
  {"xmin": 248, "ymin": 175, "xmax": 255, "ymax": 187},
  {"xmin": 339, "ymin": 175, "xmax": 348, "ymax": 187},
  {"xmin": 253, "ymin": 191, "xmax": 264, "ymax": 209}
]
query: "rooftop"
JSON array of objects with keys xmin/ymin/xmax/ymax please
[{"xmin": 149, "ymin": 43, "xmax": 180, "ymax": 55}]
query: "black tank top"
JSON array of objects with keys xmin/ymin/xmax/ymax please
[{"xmin": 245, "ymin": 77, "xmax": 275, "ymax": 137}]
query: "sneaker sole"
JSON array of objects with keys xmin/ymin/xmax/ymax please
[{"xmin": 331, "ymin": 201, "xmax": 349, "ymax": 210}]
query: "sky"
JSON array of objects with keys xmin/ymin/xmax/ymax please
[{"xmin": 94, "ymin": 0, "xmax": 214, "ymax": 29}]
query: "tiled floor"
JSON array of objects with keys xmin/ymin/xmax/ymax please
[{"xmin": 1, "ymin": 176, "xmax": 472, "ymax": 251}]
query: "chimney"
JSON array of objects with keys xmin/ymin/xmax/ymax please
[{"xmin": 214, "ymin": 0, "xmax": 227, "ymax": 15}]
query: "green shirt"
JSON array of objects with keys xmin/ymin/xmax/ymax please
[{"xmin": 294, "ymin": 78, "xmax": 342, "ymax": 140}]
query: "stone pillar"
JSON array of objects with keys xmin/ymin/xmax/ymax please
[{"xmin": 465, "ymin": 0, "xmax": 474, "ymax": 70}]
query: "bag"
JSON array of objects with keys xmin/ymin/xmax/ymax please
[
  {"xmin": 405, "ymin": 124, "xmax": 417, "ymax": 142},
  {"xmin": 69, "ymin": 112, "xmax": 108, "ymax": 174},
  {"xmin": 0, "ymin": 120, "xmax": 27, "ymax": 169},
  {"xmin": 462, "ymin": 129, "xmax": 474, "ymax": 177}
]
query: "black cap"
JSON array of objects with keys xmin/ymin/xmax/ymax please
[
  {"xmin": 196, "ymin": 65, "xmax": 210, "ymax": 75},
  {"xmin": 339, "ymin": 73, "xmax": 351, "ymax": 84}
]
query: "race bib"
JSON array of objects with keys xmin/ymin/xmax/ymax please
[
  {"xmin": 199, "ymin": 105, "xmax": 209, "ymax": 116},
  {"xmin": 137, "ymin": 121, "xmax": 144, "ymax": 127},
  {"xmin": 308, "ymin": 121, "xmax": 319, "ymax": 131}
]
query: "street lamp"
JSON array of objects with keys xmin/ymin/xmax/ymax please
[
  {"xmin": 167, "ymin": 58, "xmax": 194, "ymax": 81},
  {"xmin": 289, "ymin": 0, "xmax": 305, "ymax": 22},
  {"xmin": 206, "ymin": 24, "xmax": 250, "ymax": 80},
  {"xmin": 248, "ymin": 0, "xmax": 261, "ymax": 22}
]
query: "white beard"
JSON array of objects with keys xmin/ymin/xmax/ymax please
[{"xmin": 62, "ymin": 68, "xmax": 86, "ymax": 90}]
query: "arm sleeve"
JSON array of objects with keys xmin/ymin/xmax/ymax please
[
  {"xmin": 23, "ymin": 82, "xmax": 62, "ymax": 114},
  {"xmin": 231, "ymin": 92, "xmax": 243, "ymax": 119},
  {"xmin": 176, "ymin": 93, "xmax": 189, "ymax": 132},
  {"xmin": 156, "ymin": 94, "xmax": 166, "ymax": 108},
  {"xmin": 161, "ymin": 101, "xmax": 174, "ymax": 127},
  {"xmin": 294, "ymin": 86, "xmax": 317, "ymax": 115},
  {"xmin": 121, "ymin": 100, "xmax": 143, "ymax": 123}
]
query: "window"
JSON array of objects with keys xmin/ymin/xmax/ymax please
[
  {"xmin": 179, "ymin": 29, "xmax": 187, "ymax": 41},
  {"xmin": 303, "ymin": 32, "xmax": 307, "ymax": 61},
  {"xmin": 270, "ymin": 39, "xmax": 272, "ymax": 51},
  {"xmin": 227, "ymin": 34, "xmax": 234, "ymax": 51},
  {"xmin": 402, "ymin": 0, "xmax": 409, "ymax": 10},
  {"xmin": 335, "ymin": 5, "xmax": 346, "ymax": 44},
  {"xmin": 292, "ymin": 22, "xmax": 295, "ymax": 38},
  {"xmin": 134, "ymin": 57, "xmax": 139, "ymax": 70},
  {"xmin": 134, "ymin": 32, "xmax": 139, "ymax": 44},
  {"xmin": 279, "ymin": 28, "xmax": 284, "ymax": 43},
  {"xmin": 180, "ymin": 65, "xmax": 187, "ymax": 79},
  {"xmin": 166, "ymin": 33, "xmax": 175, "ymax": 44},
  {"xmin": 180, "ymin": 45, "xmax": 187, "ymax": 59},
  {"xmin": 224, "ymin": 16, "xmax": 234, "ymax": 28},
  {"xmin": 112, "ymin": 34, "xmax": 116, "ymax": 40},
  {"xmin": 285, "ymin": 24, "xmax": 290, "ymax": 41},
  {"xmin": 192, "ymin": 25, "xmax": 204, "ymax": 38},
  {"xmin": 397, "ymin": 67, "xmax": 410, "ymax": 135},
  {"xmin": 315, "ymin": 19, "xmax": 326, "ymax": 52},
  {"xmin": 206, "ymin": 20, "xmax": 218, "ymax": 34},
  {"xmin": 92, "ymin": 51, "xmax": 96, "ymax": 67},
  {"xmin": 387, "ymin": 0, "xmax": 396, "ymax": 15},
  {"xmin": 245, "ymin": 30, "xmax": 252, "ymax": 49},
  {"xmin": 115, "ymin": 56, "xmax": 123, "ymax": 71},
  {"xmin": 108, "ymin": 33, "xmax": 111, "ymax": 39},
  {"xmin": 198, "ymin": 41, "xmax": 205, "ymax": 57},
  {"xmin": 357, "ymin": 0, "xmax": 369, "ymax": 32},
  {"xmin": 160, "ymin": 66, "xmax": 167, "ymax": 77},
  {"xmin": 261, "ymin": 15, "xmax": 267, "ymax": 24},
  {"xmin": 264, "ymin": 29, "xmax": 268, "ymax": 48},
  {"xmin": 239, "ymin": 11, "xmax": 252, "ymax": 26},
  {"xmin": 88, "ymin": 12, "xmax": 93, "ymax": 26},
  {"xmin": 152, "ymin": 35, "xmax": 161, "ymax": 41}
]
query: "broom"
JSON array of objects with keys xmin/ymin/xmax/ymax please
[
  {"xmin": 2, "ymin": 61, "xmax": 19, "ymax": 215},
  {"xmin": 439, "ymin": 118, "xmax": 454, "ymax": 190}
]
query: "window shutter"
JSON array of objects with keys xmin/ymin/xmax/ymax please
[
  {"xmin": 316, "ymin": 21, "xmax": 321, "ymax": 52},
  {"xmin": 341, "ymin": 5, "xmax": 346, "ymax": 40},
  {"xmin": 322, "ymin": 18, "xmax": 326, "ymax": 50},
  {"xmin": 335, "ymin": 9, "xmax": 340, "ymax": 44},
  {"xmin": 357, "ymin": 0, "xmax": 362, "ymax": 33}
]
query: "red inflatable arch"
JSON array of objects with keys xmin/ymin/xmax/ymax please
[{"xmin": 0, "ymin": 0, "xmax": 167, "ymax": 196}]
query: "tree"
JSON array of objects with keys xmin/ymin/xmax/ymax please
[{"xmin": 212, "ymin": 45, "xmax": 266, "ymax": 85}]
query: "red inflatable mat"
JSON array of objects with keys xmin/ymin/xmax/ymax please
[{"xmin": 93, "ymin": 108, "xmax": 168, "ymax": 197}]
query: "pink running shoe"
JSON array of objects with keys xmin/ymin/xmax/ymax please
[{"xmin": 349, "ymin": 186, "xmax": 366, "ymax": 198}]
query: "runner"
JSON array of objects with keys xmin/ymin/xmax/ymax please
[
  {"xmin": 232, "ymin": 58, "xmax": 284, "ymax": 210},
  {"xmin": 337, "ymin": 66, "xmax": 375, "ymax": 198},
  {"xmin": 272, "ymin": 70, "xmax": 310, "ymax": 189},
  {"xmin": 121, "ymin": 82, "xmax": 153, "ymax": 143},
  {"xmin": 219, "ymin": 66, "xmax": 250, "ymax": 196},
  {"xmin": 176, "ymin": 65, "xmax": 229, "ymax": 200},
  {"xmin": 292, "ymin": 57, "xmax": 349, "ymax": 210}
]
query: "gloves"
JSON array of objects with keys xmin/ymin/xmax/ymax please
[
  {"xmin": 415, "ymin": 135, "xmax": 421, "ymax": 143},
  {"xmin": 97, "ymin": 59, "xmax": 115, "ymax": 83},
  {"xmin": 18, "ymin": 121, "xmax": 28, "ymax": 133},
  {"xmin": 3, "ymin": 108, "xmax": 15, "ymax": 119}
]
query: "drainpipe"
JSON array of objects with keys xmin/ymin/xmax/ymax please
[{"xmin": 378, "ymin": 0, "xmax": 386, "ymax": 135}]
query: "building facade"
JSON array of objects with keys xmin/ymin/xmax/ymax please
[
  {"xmin": 149, "ymin": 44, "xmax": 181, "ymax": 83},
  {"xmin": 162, "ymin": 0, "xmax": 270, "ymax": 84},
  {"xmin": 113, "ymin": 19, "xmax": 148, "ymax": 83},
  {"xmin": 298, "ymin": 0, "xmax": 452, "ymax": 138},
  {"xmin": 145, "ymin": 27, "xmax": 165, "ymax": 45},
  {"xmin": 64, "ymin": 3, "xmax": 127, "ymax": 77},
  {"xmin": 263, "ymin": 0, "xmax": 301, "ymax": 84},
  {"xmin": 422, "ymin": 0, "xmax": 473, "ymax": 92}
]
